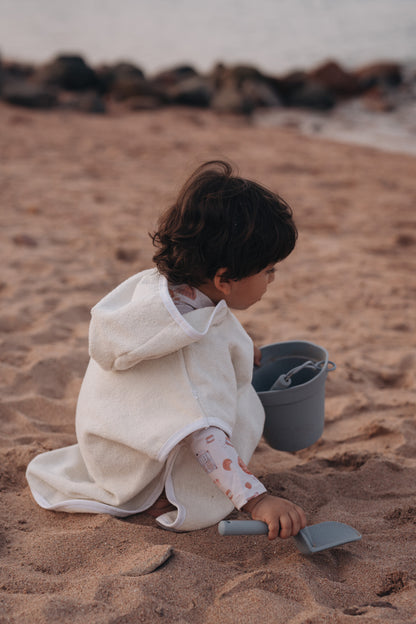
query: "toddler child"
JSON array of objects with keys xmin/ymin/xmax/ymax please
[{"xmin": 26, "ymin": 160, "xmax": 306, "ymax": 540}]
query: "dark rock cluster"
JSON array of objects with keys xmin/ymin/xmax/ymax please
[{"xmin": 0, "ymin": 53, "xmax": 411, "ymax": 115}]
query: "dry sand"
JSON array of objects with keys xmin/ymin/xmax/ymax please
[{"xmin": 1, "ymin": 102, "xmax": 416, "ymax": 623}]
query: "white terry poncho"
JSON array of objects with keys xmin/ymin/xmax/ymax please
[{"xmin": 26, "ymin": 268, "xmax": 265, "ymax": 531}]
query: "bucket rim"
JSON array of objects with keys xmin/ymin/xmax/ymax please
[
  {"xmin": 259, "ymin": 339, "xmax": 328, "ymax": 354},
  {"xmin": 254, "ymin": 340, "xmax": 329, "ymax": 396}
]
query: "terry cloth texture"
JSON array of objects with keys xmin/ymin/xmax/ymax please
[{"xmin": 26, "ymin": 268, "xmax": 265, "ymax": 531}]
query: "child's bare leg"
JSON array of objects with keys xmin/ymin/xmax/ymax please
[{"xmin": 146, "ymin": 492, "xmax": 176, "ymax": 518}]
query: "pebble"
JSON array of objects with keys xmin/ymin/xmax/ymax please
[{"xmin": 122, "ymin": 544, "xmax": 173, "ymax": 576}]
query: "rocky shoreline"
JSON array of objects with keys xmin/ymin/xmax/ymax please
[{"xmin": 1, "ymin": 53, "xmax": 415, "ymax": 117}]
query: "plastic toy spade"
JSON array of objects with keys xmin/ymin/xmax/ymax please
[{"xmin": 218, "ymin": 520, "xmax": 361, "ymax": 554}]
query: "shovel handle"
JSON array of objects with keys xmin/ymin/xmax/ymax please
[{"xmin": 218, "ymin": 520, "xmax": 269, "ymax": 536}]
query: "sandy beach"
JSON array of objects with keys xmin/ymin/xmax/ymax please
[{"xmin": 1, "ymin": 101, "xmax": 416, "ymax": 623}]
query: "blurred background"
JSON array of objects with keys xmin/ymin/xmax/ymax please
[
  {"xmin": 1, "ymin": 0, "xmax": 415, "ymax": 74},
  {"xmin": 1, "ymin": 0, "xmax": 415, "ymax": 155}
]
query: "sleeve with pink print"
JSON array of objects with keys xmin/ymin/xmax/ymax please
[{"xmin": 189, "ymin": 426, "xmax": 267, "ymax": 510}]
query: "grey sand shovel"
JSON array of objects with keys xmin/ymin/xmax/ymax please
[{"xmin": 218, "ymin": 520, "xmax": 361, "ymax": 554}]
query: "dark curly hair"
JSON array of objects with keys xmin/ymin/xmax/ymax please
[{"xmin": 150, "ymin": 160, "xmax": 297, "ymax": 286}]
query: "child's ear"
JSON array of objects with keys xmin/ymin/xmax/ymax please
[{"xmin": 213, "ymin": 268, "xmax": 232, "ymax": 296}]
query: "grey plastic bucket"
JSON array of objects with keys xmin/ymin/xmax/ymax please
[{"xmin": 252, "ymin": 340, "xmax": 335, "ymax": 452}]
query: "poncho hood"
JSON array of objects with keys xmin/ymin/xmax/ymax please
[{"xmin": 89, "ymin": 268, "xmax": 228, "ymax": 371}]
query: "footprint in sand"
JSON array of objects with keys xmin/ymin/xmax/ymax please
[
  {"xmin": 0, "ymin": 312, "xmax": 31, "ymax": 333},
  {"xmin": 31, "ymin": 323, "xmax": 74, "ymax": 345},
  {"xmin": 326, "ymin": 452, "xmax": 370, "ymax": 471},
  {"xmin": 0, "ymin": 338, "xmax": 30, "ymax": 366},
  {"xmin": 384, "ymin": 506, "xmax": 416, "ymax": 525},
  {"xmin": 377, "ymin": 571, "xmax": 408, "ymax": 597},
  {"xmin": 9, "ymin": 353, "xmax": 88, "ymax": 400}
]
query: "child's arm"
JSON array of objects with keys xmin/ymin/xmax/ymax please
[
  {"xmin": 190, "ymin": 427, "xmax": 267, "ymax": 510},
  {"xmin": 189, "ymin": 427, "xmax": 306, "ymax": 539},
  {"xmin": 253, "ymin": 345, "xmax": 262, "ymax": 367}
]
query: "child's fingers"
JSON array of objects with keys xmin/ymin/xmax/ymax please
[
  {"xmin": 267, "ymin": 521, "xmax": 280, "ymax": 540},
  {"xmin": 288, "ymin": 509, "xmax": 304, "ymax": 537},
  {"xmin": 275, "ymin": 509, "xmax": 305, "ymax": 539},
  {"xmin": 278, "ymin": 513, "xmax": 294, "ymax": 539},
  {"xmin": 253, "ymin": 345, "xmax": 262, "ymax": 367},
  {"xmin": 297, "ymin": 505, "xmax": 308, "ymax": 530}
]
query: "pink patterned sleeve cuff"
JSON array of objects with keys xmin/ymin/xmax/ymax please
[{"xmin": 189, "ymin": 426, "xmax": 267, "ymax": 510}]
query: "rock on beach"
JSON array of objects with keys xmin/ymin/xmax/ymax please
[{"xmin": 0, "ymin": 52, "xmax": 411, "ymax": 116}]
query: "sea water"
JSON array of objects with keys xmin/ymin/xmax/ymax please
[{"xmin": 1, "ymin": 0, "xmax": 415, "ymax": 75}]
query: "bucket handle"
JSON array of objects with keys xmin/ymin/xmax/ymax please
[{"xmin": 270, "ymin": 360, "xmax": 336, "ymax": 390}]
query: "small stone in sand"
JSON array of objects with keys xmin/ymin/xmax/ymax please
[{"xmin": 121, "ymin": 544, "xmax": 174, "ymax": 576}]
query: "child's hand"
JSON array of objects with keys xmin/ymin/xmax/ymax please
[
  {"xmin": 244, "ymin": 494, "xmax": 307, "ymax": 540},
  {"xmin": 253, "ymin": 345, "xmax": 262, "ymax": 367}
]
